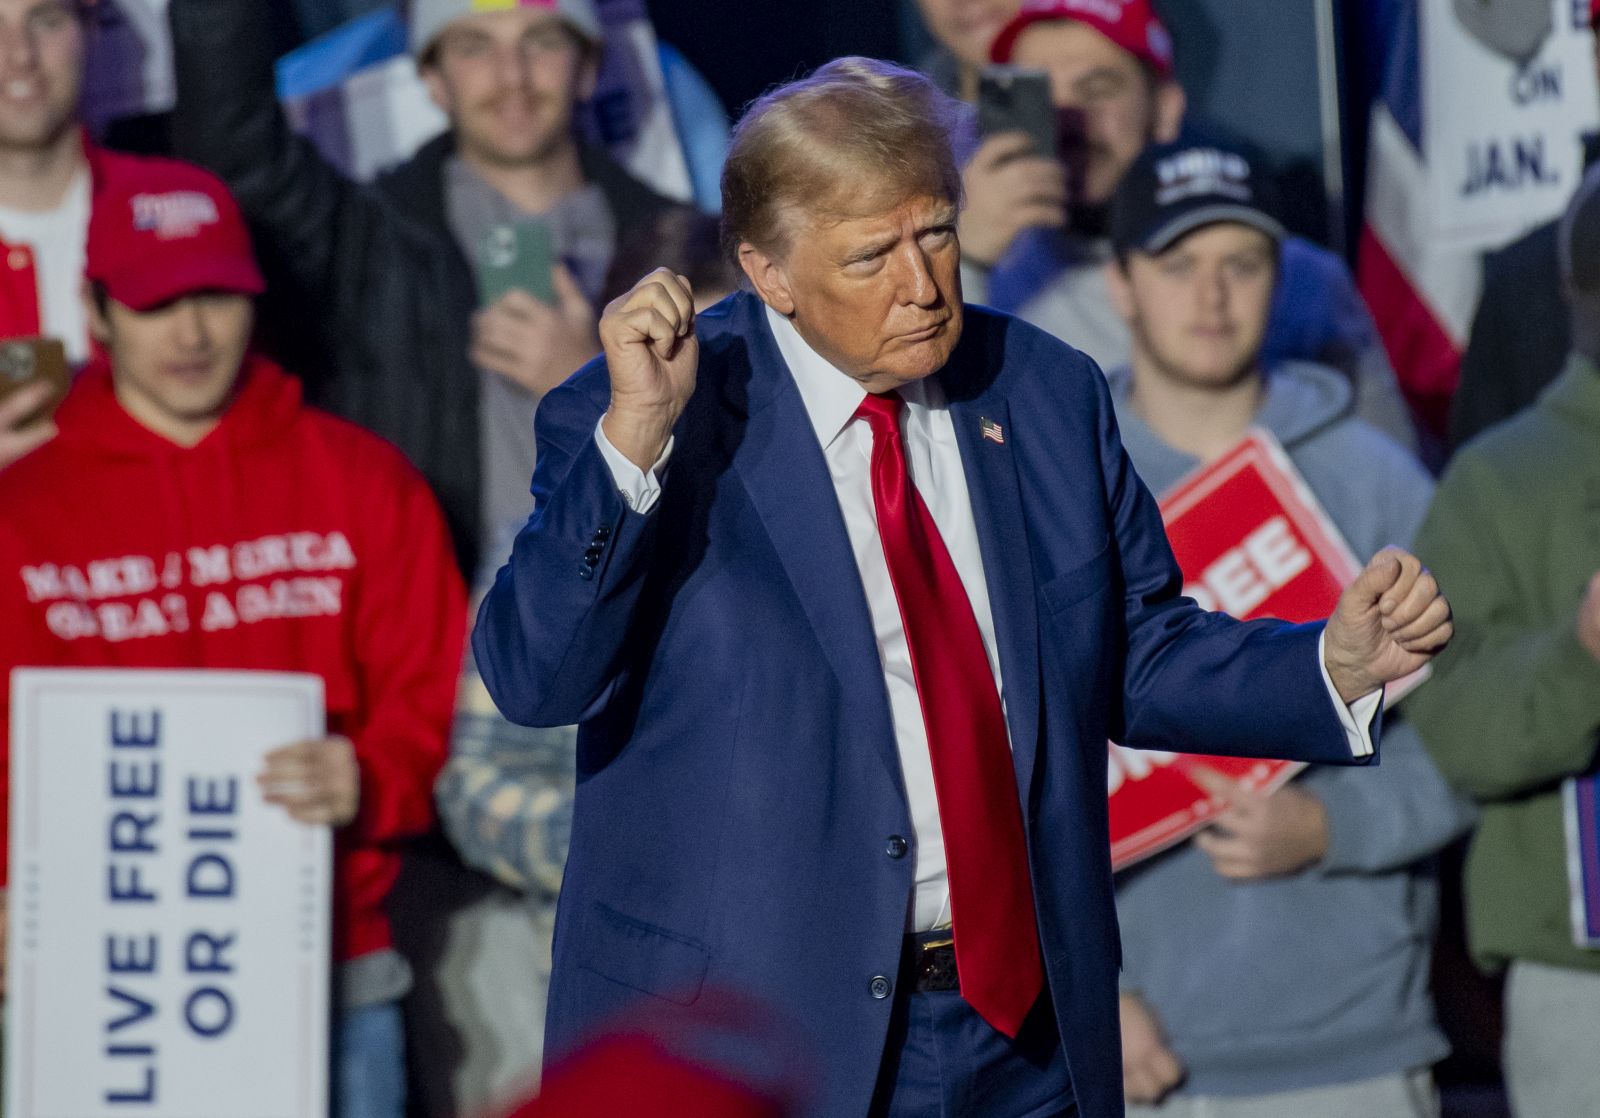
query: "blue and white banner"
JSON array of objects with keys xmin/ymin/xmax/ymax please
[{"xmin": 5, "ymin": 670, "xmax": 331, "ymax": 1118}]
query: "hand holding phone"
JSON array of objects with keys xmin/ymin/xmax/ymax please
[
  {"xmin": 962, "ymin": 67, "xmax": 1071, "ymax": 267},
  {"xmin": 0, "ymin": 337, "xmax": 68, "ymax": 468},
  {"xmin": 977, "ymin": 66, "xmax": 1055, "ymax": 158}
]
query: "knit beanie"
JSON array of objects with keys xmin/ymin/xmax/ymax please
[{"xmin": 410, "ymin": 0, "xmax": 602, "ymax": 58}]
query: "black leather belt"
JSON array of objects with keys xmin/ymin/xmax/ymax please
[{"xmin": 907, "ymin": 932, "xmax": 959, "ymax": 993}]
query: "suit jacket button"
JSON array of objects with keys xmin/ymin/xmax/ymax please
[
  {"xmin": 869, "ymin": 975, "xmax": 892, "ymax": 1000},
  {"xmin": 885, "ymin": 835, "xmax": 908, "ymax": 859}
]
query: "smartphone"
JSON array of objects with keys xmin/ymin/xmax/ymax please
[
  {"xmin": 476, "ymin": 221, "xmax": 557, "ymax": 307},
  {"xmin": 977, "ymin": 66, "xmax": 1055, "ymax": 159},
  {"xmin": 1054, "ymin": 105, "xmax": 1090, "ymax": 211},
  {"xmin": 0, "ymin": 336, "xmax": 69, "ymax": 429}
]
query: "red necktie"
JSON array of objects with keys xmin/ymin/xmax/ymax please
[{"xmin": 855, "ymin": 391, "xmax": 1044, "ymax": 1038}]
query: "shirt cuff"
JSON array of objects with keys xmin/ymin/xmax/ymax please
[
  {"xmin": 1317, "ymin": 630, "xmax": 1380, "ymax": 758},
  {"xmin": 594, "ymin": 418, "xmax": 673, "ymax": 515}
]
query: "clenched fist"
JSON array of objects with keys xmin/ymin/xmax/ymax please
[
  {"xmin": 1323, "ymin": 547, "xmax": 1453, "ymax": 704},
  {"xmin": 599, "ymin": 268, "xmax": 699, "ymax": 472}
]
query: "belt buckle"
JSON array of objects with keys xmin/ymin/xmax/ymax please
[{"xmin": 915, "ymin": 935, "xmax": 958, "ymax": 992}]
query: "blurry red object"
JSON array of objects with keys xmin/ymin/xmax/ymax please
[{"xmin": 508, "ymin": 1035, "xmax": 787, "ymax": 1118}]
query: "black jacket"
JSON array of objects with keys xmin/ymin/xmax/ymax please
[
  {"xmin": 169, "ymin": 0, "xmax": 683, "ymax": 575},
  {"xmin": 1450, "ymin": 134, "xmax": 1600, "ymax": 451},
  {"xmin": 1449, "ymin": 220, "xmax": 1565, "ymax": 451}
]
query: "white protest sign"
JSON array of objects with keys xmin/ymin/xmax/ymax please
[
  {"xmin": 6, "ymin": 669, "xmax": 330, "ymax": 1118},
  {"xmin": 1425, "ymin": 0, "xmax": 1600, "ymax": 247}
]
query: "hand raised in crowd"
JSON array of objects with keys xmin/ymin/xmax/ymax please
[
  {"xmin": 1578, "ymin": 572, "xmax": 1600, "ymax": 663},
  {"xmin": 1190, "ymin": 767, "xmax": 1329, "ymax": 879},
  {"xmin": 599, "ymin": 267, "xmax": 698, "ymax": 472},
  {"xmin": 258, "ymin": 735, "xmax": 361, "ymax": 827},
  {"xmin": 957, "ymin": 132, "xmax": 1069, "ymax": 269},
  {"xmin": 471, "ymin": 265, "xmax": 600, "ymax": 399},
  {"xmin": 0, "ymin": 380, "xmax": 59, "ymax": 470},
  {"xmin": 1323, "ymin": 547, "xmax": 1453, "ymax": 704},
  {"xmin": 1119, "ymin": 991, "xmax": 1184, "ymax": 1105}
]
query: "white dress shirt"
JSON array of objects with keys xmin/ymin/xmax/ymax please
[{"xmin": 595, "ymin": 304, "xmax": 1379, "ymax": 931}]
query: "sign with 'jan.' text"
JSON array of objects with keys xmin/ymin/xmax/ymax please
[{"xmin": 6, "ymin": 670, "xmax": 330, "ymax": 1118}]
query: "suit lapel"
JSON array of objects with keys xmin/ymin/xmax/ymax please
[
  {"xmin": 949, "ymin": 393, "xmax": 1045, "ymax": 813},
  {"xmin": 721, "ymin": 298, "xmax": 904, "ymax": 787}
]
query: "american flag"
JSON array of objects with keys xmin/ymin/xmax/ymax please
[
  {"xmin": 980, "ymin": 418, "xmax": 1005, "ymax": 445},
  {"xmin": 1355, "ymin": 0, "xmax": 1597, "ymax": 438}
]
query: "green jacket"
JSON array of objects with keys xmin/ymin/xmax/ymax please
[{"xmin": 1408, "ymin": 355, "xmax": 1600, "ymax": 974}]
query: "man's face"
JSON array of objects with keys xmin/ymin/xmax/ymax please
[
  {"xmin": 421, "ymin": 9, "xmax": 595, "ymax": 168},
  {"xmin": 91, "ymin": 292, "xmax": 254, "ymax": 444},
  {"xmin": 1009, "ymin": 20, "xmax": 1183, "ymax": 205},
  {"xmin": 747, "ymin": 195, "xmax": 965, "ymax": 393},
  {"xmin": 0, "ymin": 0, "xmax": 84, "ymax": 152},
  {"xmin": 1111, "ymin": 223, "xmax": 1277, "ymax": 390},
  {"xmin": 915, "ymin": 0, "xmax": 1020, "ymax": 69}
]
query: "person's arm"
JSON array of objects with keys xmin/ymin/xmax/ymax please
[
  {"xmin": 1406, "ymin": 454, "xmax": 1600, "ymax": 801},
  {"xmin": 1309, "ymin": 720, "xmax": 1476, "ymax": 873},
  {"xmin": 1450, "ymin": 257, "xmax": 1530, "ymax": 450},
  {"xmin": 341, "ymin": 459, "xmax": 468, "ymax": 844},
  {"xmin": 433, "ymin": 684, "xmax": 574, "ymax": 896},
  {"xmin": 168, "ymin": 0, "xmax": 358, "ymax": 306},
  {"xmin": 474, "ymin": 270, "xmax": 696, "ymax": 727}
]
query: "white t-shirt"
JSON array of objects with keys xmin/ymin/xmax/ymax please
[{"xmin": 0, "ymin": 169, "xmax": 91, "ymax": 365}]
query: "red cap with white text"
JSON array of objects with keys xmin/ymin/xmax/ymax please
[{"xmin": 85, "ymin": 158, "xmax": 265, "ymax": 312}]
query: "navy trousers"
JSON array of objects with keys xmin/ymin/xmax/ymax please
[{"xmin": 868, "ymin": 979, "xmax": 1077, "ymax": 1118}]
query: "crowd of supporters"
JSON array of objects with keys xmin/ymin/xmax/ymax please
[{"xmin": 0, "ymin": 1, "xmax": 1595, "ymax": 1115}]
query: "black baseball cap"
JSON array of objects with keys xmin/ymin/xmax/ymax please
[{"xmin": 1110, "ymin": 140, "xmax": 1285, "ymax": 257}]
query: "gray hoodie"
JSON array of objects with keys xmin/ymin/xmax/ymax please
[{"xmin": 1106, "ymin": 360, "xmax": 1475, "ymax": 1097}]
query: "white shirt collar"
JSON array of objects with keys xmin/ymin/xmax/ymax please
[{"xmin": 764, "ymin": 304, "xmax": 942, "ymax": 450}]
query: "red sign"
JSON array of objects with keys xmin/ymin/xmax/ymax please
[{"xmin": 1108, "ymin": 430, "xmax": 1408, "ymax": 870}]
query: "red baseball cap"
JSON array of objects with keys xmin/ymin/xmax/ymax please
[
  {"xmin": 991, "ymin": 0, "xmax": 1175, "ymax": 78},
  {"xmin": 85, "ymin": 158, "xmax": 265, "ymax": 312}
]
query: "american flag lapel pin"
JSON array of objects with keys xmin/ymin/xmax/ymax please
[{"xmin": 979, "ymin": 417, "xmax": 1005, "ymax": 445}]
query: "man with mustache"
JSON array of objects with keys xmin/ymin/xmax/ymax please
[
  {"xmin": 167, "ymin": 0, "xmax": 686, "ymax": 581},
  {"xmin": 475, "ymin": 58, "xmax": 1455, "ymax": 1118},
  {"xmin": 958, "ymin": 0, "xmax": 1417, "ymax": 451}
]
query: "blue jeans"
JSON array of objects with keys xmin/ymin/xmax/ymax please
[{"xmin": 335, "ymin": 1002, "xmax": 407, "ymax": 1118}]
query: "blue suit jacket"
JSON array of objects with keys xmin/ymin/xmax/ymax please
[{"xmin": 474, "ymin": 291, "xmax": 1374, "ymax": 1118}]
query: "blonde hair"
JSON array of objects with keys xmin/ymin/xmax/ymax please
[{"xmin": 720, "ymin": 57, "xmax": 963, "ymax": 260}]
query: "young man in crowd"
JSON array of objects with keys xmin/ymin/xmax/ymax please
[
  {"xmin": 1407, "ymin": 164, "xmax": 1600, "ymax": 1117},
  {"xmin": 167, "ymin": 0, "xmax": 687, "ymax": 580},
  {"xmin": 0, "ymin": 160, "xmax": 465, "ymax": 1118},
  {"xmin": 0, "ymin": 0, "xmax": 174, "ymax": 468},
  {"xmin": 959, "ymin": 0, "xmax": 1417, "ymax": 450},
  {"xmin": 1102, "ymin": 141, "xmax": 1474, "ymax": 1116}
]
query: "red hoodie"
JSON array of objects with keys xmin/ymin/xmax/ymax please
[{"xmin": 0, "ymin": 355, "xmax": 466, "ymax": 961}]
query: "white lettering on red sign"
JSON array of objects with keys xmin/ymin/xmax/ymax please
[{"xmin": 1183, "ymin": 516, "xmax": 1312, "ymax": 615}]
